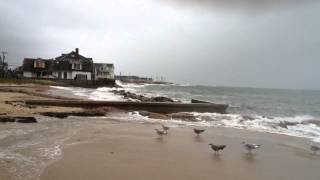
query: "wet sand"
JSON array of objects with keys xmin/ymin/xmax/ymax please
[{"xmin": 41, "ymin": 121, "xmax": 320, "ymax": 180}]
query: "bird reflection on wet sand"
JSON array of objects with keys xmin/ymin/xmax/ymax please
[
  {"xmin": 155, "ymin": 136, "xmax": 165, "ymax": 143},
  {"xmin": 243, "ymin": 153, "xmax": 257, "ymax": 162},
  {"xmin": 211, "ymin": 153, "xmax": 222, "ymax": 161},
  {"xmin": 193, "ymin": 135, "xmax": 204, "ymax": 142}
]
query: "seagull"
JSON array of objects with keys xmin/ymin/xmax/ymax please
[
  {"xmin": 162, "ymin": 125, "xmax": 170, "ymax": 133},
  {"xmin": 193, "ymin": 128, "xmax": 205, "ymax": 135},
  {"xmin": 242, "ymin": 142, "xmax": 261, "ymax": 153},
  {"xmin": 209, "ymin": 144, "xmax": 227, "ymax": 154},
  {"xmin": 155, "ymin": 128, "xmax": 167, "ymax": 136},
  {"xmin": 310, "ymin": 143, "xmax": 320, "ymax": 154}
]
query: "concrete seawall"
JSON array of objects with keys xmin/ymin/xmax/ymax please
[
  {"xmin": 25, "ymin": 100, "xmax": 228, "ymax": 114},
  {"xmin": 53, "ymin": 79, "xmax": 116, "ymax": 88}
]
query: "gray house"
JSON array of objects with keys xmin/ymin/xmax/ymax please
[
  {"xmin": 53, "ymin": 48, "xmax": 93, "ymax": 80},
  {"xmin": 22, "ymin": 48, "xmax": 117, "ymax": 82},
  {"xmin": 22, "ymin": 48, "xmax": 94, "ymax": 80},
  {"xmin": 22, "ymin": 58, "xmax": 54, "ymax": 78}
]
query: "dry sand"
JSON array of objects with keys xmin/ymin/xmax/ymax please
[
  {"xmin": 0, "ymin": 84, "xmax": 83, "ymax": 116},
  {"xmin": 40, "ymin": 121, "xmax": 320, "ymax": 180}
]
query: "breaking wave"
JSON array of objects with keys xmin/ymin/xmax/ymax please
[
  {"xmin": 51, "ymin": 83, "xmax": 320, "ymax": 143},
  {"xmin": 106, "ymin": 112, "xmax": 320, "ymax": 143}
]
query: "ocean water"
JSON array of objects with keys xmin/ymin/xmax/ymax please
[
  {"xmin": 52, "ymin": 81, "xmax": 320, "ymax": 142},
  {"xmin": 0, "ymin": 116, "xmax": 79, "ymax": 180}
]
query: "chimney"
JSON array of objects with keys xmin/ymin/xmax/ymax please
[{"xmin": 75, "ymin": 48, "xmax": 79, "ymax": 55}]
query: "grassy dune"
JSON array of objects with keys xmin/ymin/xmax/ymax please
[{"xmin": 0, "ymin": 78, "xmax": 59, "ymax": 85}]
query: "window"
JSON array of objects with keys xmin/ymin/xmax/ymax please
[
  {"xmin": 34, "ymin": 60, "xmax": 45, "ymax": 68},
  {"xmin": 76, "ymin": 74, "xmax": 87, "ymax": 80},
  {"xmin": 73, "ymin": 63, "xmax": 81, "ymax": 70},
  {"xmin": 58, "ymin": 72, "xmax": 62, "ymax": 79}
]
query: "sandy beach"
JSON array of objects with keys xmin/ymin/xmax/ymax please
[
  {"xmin": 0, "ymin": 84, "xmax": 82, "ymax": 116},
  {"xmin": 1, "ymin": 84, "xmax": 320, "ymax": 180},
  {"xmin": 40, "ymin": 120, "xmax": 320, "ymax": 180}
]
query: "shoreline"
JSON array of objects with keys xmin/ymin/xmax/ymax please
[{"xmin": 40, "ymin": 120, "xmax": 320, "ymax": 180}]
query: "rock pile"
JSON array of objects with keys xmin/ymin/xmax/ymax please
[
  {"xmin": 110, "ymin": 89, "xmax": 176, "ymax": 103},
  {"xmin": 40, "ymin": 109, "xmax": 107, "ymax": 119}
]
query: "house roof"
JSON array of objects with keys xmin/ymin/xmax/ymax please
[
  {"xmin": 22, "ymin": 49, "xmax": 95, "ymax": 73},
  {"xmin": 52, "ymin": 60, "xmax": 71, "ymax": 71},
  {"xmin": 55, "ymin": 49, "xmax": 93, "ymax": 62}
]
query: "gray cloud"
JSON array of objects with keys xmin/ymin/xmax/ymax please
[
  {"xmin": 161, "ymin": 0, "xmax": 316, "ymax": 8},
  {"xmin": 1, "ymin": 0, "xmax": 320, "ymax": 89}
]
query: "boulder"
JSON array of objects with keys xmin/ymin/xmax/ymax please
[
  {"xmin": 16, "ymin": 117, "xmax": 37, "ymax": 123},
  {"xmin": 138, "ymin": 111, "xmax": 151, "ymax": 117},
  {"xmin": 279, "ymin": 121, "xmax": 299, "ymax": 129},
  {"xmin": 110, "ymin": 89, "xmax": 176, "ymax": 103},
  {"xmin": 151, "ymin": 96, "xmax": 174, "ymax": 102},
  {"xmin": 241, "ymin": 115, "xmax": 255, "ymax": 121},
  {"xmin": 0, "ymin": 116, "xmax": 37, "ymax": 123},
  {"xmin": 0, "ymin": 117, "xmax": 15, "ymax": 123}
]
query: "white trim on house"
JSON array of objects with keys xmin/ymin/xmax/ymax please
[
  {"xmin": 52, "ymin": 71, "xmax": 91, "ymax": 80},
  {"xmin": 72, "ymin": 71, "xmax": 91, "ymax": 80},
  {"xmin": 23, "ymin": 72, "xmax": 32, "ymax": 78}
]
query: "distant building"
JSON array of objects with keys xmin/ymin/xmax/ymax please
[
  {"xmin": 22, "ymin": 58, "xmax": 54, "ymax": 78},
  {"xmin": 93, "ymin": 63, "xmax": 115, "ymax": 80},
  {"xmin": 115, "ymin": 75, "xmax": 153, "ymax": 83},
  {"xmin": 53, "ymin": 48, "xmax": 93, "ymax": 80},
  {"xmin": 22, "ymin": 48, "xmax": 97, "ymax": 80}
]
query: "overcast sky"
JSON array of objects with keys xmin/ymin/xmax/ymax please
[{"xmin": 1, "ymin": 0, "xmax": 320, "ymax": 89}]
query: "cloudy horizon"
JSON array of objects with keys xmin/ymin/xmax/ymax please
[{"xmin": 1, "ymin": 0, "xmax": 320, "ymax": 90}]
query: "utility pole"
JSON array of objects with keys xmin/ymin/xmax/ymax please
[{"xmin": 1, "ymin": 52, "xmax": 8, "ymax": 78}]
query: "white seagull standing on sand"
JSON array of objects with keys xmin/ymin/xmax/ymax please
[
  {"xmin": 162, "ymin": 125, "xmax": 170, "ymax": 133},
  {"xmin": 242, "ymin": 142, "xmax": 261, "ymax": 153}
]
